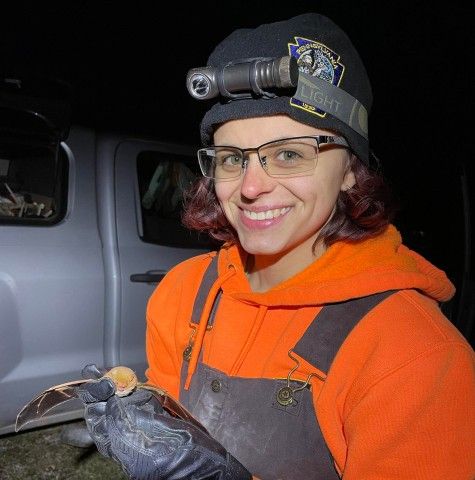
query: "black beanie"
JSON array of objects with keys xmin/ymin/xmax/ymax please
[{"xmin": 198, "ymin": 13, "xmax": 372, "ymax": 163}]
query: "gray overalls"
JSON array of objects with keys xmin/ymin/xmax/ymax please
[{"xmin": 179, "ymin": 256, "xmax": 393, "ymax": 479}]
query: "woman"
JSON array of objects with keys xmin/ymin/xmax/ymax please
[{"xmin": 78, "ymin": 13, "xmax": 475, "ymax": 480}]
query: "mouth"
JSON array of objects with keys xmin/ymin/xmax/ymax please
[{"xmin": 242, "ymin": 207, "xmax": 291, "ymax": 221}]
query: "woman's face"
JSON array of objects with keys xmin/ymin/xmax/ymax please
[{"xmin": 213, "ymin": 115, "xmax": 355, "ymax": 260}]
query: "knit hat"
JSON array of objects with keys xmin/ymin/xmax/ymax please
[{"xmin": 194, "ymin": 13, "xmax": 372, "ymax": 163}]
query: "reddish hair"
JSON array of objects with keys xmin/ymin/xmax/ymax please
[{"xmin": 182, "ymin": 155, "xmax": 396, "ymax": 248}]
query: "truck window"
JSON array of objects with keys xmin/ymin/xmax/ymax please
[
  {"xmin": 137, "ymin": 150, "xmax": 214, "ymax": 249},
  {"xmin": 0, "ymin": 141, "xmax": 68, "ymax": 225}
]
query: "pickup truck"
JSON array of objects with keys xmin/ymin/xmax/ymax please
[{"xmin": 0, "ymin": 81, "xmax": 211, "ymax": 434}]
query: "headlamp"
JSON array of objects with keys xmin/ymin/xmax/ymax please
[{"xmin": 186, "ymin": 56, "xmax": 299, "ymax": 101}]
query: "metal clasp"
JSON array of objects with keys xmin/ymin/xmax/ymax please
[
  {"xmin": 183, "ymin": 324, "xmax": 197, "ymax": 362},
  {"xmin": 182, "ymin": 323, "xmax": 213, "ymax": 362},
  {"xmin": 276, "ymin": 350, "xmax": 322, "ymax": 406}
]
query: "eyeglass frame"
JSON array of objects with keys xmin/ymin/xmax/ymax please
[{"xmin": 197, "ymin": 135, "xmax": 350, "ymax": 181}]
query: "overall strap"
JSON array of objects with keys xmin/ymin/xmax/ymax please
[
  {"xmin": 294, "ymin": 291, "xmax": 396, "ymax": 374},
  {"xmin": 190, "ymin": 255, "xmax": 220, "ymax": 326}
]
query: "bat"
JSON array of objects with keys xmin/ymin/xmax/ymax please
[{"xmin": 15, "ymin": 366, "xmax": 207, "ymax": 433}]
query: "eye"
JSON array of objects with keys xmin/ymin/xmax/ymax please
[
  {"xmin": 217, "ymin": 153, "xmax": 242, "ymax": 167},
  {"xmin": 275, "ymin": 150, "xmax": 302, "ymax": 163},
  {"xmin": 223, "ymin": 154, "xmax": 242, "ymax": 166}
]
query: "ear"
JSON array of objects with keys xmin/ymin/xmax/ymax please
[
  {"xmin": 341, "ymin": 170, "xmax": 356, "ymax": 191},
  {"xmin": 340, "ymin": 156, "xmax": 356, "ymax": 192}
]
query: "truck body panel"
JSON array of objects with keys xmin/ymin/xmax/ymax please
[{"xmin": 0, "ymin": 126, "xmax": 207, "ymax": 434}]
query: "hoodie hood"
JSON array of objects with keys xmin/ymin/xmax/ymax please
[{"xmin": 217, "ymin": 225, "xmax": 455, "ymax": 307}]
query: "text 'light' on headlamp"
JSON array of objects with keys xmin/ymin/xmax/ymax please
[{"xmin": 186, "ymin": 56, "xmax": 299, "ymax": 101}]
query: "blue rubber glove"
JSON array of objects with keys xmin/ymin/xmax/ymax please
[{"xmin": 75, "ymin": 365, "xmax": 251, "ymax": 480}]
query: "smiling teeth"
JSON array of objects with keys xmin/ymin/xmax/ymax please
[{"xmin": 243, "ymin": 207, "xmax": 290, "ymax": 220}]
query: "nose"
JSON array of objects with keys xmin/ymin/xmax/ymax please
[{"xmin": 239, "ymin": 153, "xmax": 275, "ymax": 199}]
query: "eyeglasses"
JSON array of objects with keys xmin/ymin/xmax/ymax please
[{"xmin": 197, "ymin": 135, "xmax": 349, "ymax": 181}]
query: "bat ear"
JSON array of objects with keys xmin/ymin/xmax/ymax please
[{"xmin": 81, "ymin": 364, "xmax": 107, "ymax": 380}]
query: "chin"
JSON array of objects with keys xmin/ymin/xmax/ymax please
[
  {"xmin": 238, "ymin": 238, "xmax": 291, "ymax": 257},
  {"xmin": 237, "ymin": 228, "xmax": 320, "ymax": 259}
]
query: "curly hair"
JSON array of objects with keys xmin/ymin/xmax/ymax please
[{"xmin": 182, "ymin": 154, "xmax": 396, "ymax": 249}]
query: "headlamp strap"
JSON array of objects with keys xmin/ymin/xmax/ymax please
[{"xmin": 293, "ymin": 72, "xmax": 369, "ymax": 140}]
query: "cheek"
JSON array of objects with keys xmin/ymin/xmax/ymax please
[
  {"xmin": 300, "ymin": 175, "xmax": 343, "ymax": 218},
  {"xmin": 214, "ymin": 183, "xmax": 236, "ymax": 219},
  {"xmin": 314, "ymin": 165, "xmax": 347, "ymax": 202},
  {"xmin": 214, "ymin": 183, "xmax": 228, "ymax": 204},
  {"xmin": 299, "ymin": 174, "xmax": 335, "ymax": 201},
  {"xmin": 321, "ymin": 176, "xmax": 344, "ymax": 202}
]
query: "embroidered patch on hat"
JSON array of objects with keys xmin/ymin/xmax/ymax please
[{"xmin": 288, "ymin": 37, "xmax": 345, "ymax": 117}]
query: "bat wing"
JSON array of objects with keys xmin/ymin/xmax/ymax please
[
  {"xmin": 15, "ymin": 379, "xmax": 86, "ymax": 432},
  {"xmin": 140, "ymin": 383, "xmax": 209, "ymax": 434}
]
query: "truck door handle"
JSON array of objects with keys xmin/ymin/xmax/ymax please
[{"xmin": 130, "ymin": 270, "xmax": 167, "ymax": 283}]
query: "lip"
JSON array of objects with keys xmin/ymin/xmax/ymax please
[{"xmin": 238, "ymin": 205, "xmax": 291, "ymax": 230}]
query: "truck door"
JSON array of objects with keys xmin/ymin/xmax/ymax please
[{"xmin": 112, "ymin": 138, "xmax": 211, "ymax": 378}]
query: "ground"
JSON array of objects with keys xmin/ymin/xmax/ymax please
[{"xmin": 0, "ymin": 420, "xmax": 127, "ymax": 479}]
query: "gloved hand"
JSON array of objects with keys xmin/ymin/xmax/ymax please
[{"xmin": 75, "ymin": 364, "xmax": 252, "ymax": 480}]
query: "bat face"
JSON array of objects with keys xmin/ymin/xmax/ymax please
[
  {"xmin": 15, "ymin": 367, "xmax": 208, "ymax": 434},
  {"xmin": 103, "ymin": 366, "xmax": 137, "ymax": 397}
]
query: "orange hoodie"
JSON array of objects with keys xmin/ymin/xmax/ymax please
[{"xmin": 146, "ymin": 225, "xmax": 475, "ymax": 479}]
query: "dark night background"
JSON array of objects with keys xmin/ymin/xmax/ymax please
[
  {"xmin": 1, "ymin": 1, "xmax": 473, "ymax": 342},
  {"xmin": 1, "ymin": 2, "xmax": 470, "ymax": 146}
]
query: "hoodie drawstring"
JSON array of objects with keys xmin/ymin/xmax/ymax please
[{"xmin": 229, "ymin": 304, "xmax": 268, "ymax": 376}]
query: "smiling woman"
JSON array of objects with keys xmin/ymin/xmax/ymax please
[
  {"xmin": 185, "ymin": 115, "xmax": 394, "ymax": 289},
  {"xmin": 74, "ymin": 11, "xmax": 475, "ymax": 480}
]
